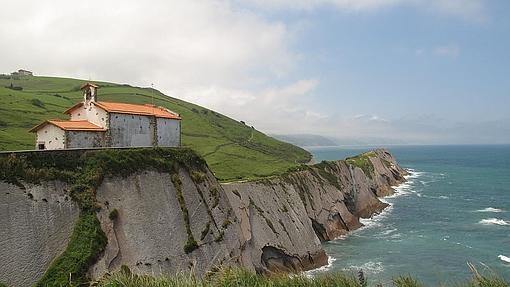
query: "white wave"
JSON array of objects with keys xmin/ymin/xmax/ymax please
[
  {"xmin": 345, "ymin": 261, "xmax": 384, "ymax": 274},
  {"xmin": 386, "ymin": 184, "xmax": 411, "ymax": 198},
  {"xmin": 476, "ymin": 207, "xmax": 504, "ymax": 213},
  {"xmin": 479, "ymin": 218, "xmax": 509, "ymax": 226},
  {"xmin": 358, "ymin": 204, "xmax": 394, "ymax": 230},
  {"xmin": 304, "ymin": 256, "xmax": 337, "ymax": 277},
  {"xmin": 499, "ymin": 255, "xmax": 510, "ymax": 263}
]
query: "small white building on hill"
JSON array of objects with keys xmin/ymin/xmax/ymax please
[{"xmin": 30, "ymin": 83, "xmax": 181, "ymax": 150}]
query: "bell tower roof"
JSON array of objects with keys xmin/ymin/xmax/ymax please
[{"xmin": 80, "ymin": 82, "xmax": 99, "ymax": 90}]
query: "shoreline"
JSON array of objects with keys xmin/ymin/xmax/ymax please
[{"xmin": 304, "ymin": 168, "xmax": 418, "ymax": 276}]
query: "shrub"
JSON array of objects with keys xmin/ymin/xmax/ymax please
[
  {"xmin": 31, "ymin": 98, "xmax": 45, "ymax": 108},
  {"xmin": 190, "ymin": 170, "xmax": 206, "ymax": 183}
]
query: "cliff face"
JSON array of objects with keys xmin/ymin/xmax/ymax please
[
  {"xmin": 0, "ymin": 181, "xmax": 79, "ymax": 287},
  {"xmin": 222, "ymin": 149, "xmax": 407, "ymax": 272},
  {"xmin": 0, "ymin": 148, "xmax": 406, "ymax": 286},
  {"xmin": 89, "ymin": 168, "xmax": 242, "ymax": 279}
]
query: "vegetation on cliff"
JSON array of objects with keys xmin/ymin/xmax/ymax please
[
  {"xmin": 346, "ymin": 151, "xmax": 376, "ymax": 178},
  {"xmin": 0, "ymin": 75, "xmax": 311, "ymax": 180},
  {"xmin": 0, "ymin": 148, "xmax": 208, "ymax": 286}
]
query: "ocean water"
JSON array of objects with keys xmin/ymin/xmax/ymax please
[{"xmin": 307, "ymin": 145, "xmax": 510, "ymax": 285}]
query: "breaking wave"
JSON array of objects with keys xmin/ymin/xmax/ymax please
[
  {"xmin": 304, "ymin": 256, "xmax": 337, "ymax": 277},
  {"xmin": 476, "ymin": 207, "xmax": 504, "ymax": 213},
  {"xmin": 479, "ymin": 218, "xmax": 509, "ymax": 226},
  {"xmin": 499, "ymin": 255, "xmax": 510, "ymax": 263}
]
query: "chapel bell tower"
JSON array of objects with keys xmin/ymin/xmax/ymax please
[{"xmin": 81, "ymin": 83, "xmax": 99, "ymax": 107}]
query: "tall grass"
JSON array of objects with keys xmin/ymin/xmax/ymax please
[
  {"xmin": 96, "ymin": 267, "xmax": 509, "ymax": 287},
  {"xmin": 96, "ymin": 268, "xmax": 362, "ymax": 287}
]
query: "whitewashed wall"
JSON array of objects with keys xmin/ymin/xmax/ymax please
[
  {"xmin": 69, "ymin": 104, "xmax": 108, "ymax": 128},
  {"xmin": 35, "ymin": 125, "xmax": 65, "ymax": 150}
]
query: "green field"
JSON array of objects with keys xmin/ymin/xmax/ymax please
[{"xmin": 0, "ymin": 75, "xmax": 311, "ymax": 181}]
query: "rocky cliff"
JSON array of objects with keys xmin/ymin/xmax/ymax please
[{"xmin": 0, "ymin": 148, "xmax": 406, "ymax": 286}]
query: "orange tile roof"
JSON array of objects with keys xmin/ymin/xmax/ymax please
[
  {"xmin": 64, "ymin": 101, "xmax": 181, "ymax": 120},
  {"xmin": 30, "ymin": 120, "xmax": 106, "ymax": 132},
  {"xmin": 95, "ymin": 102, "xmax": 181, "ymax": 119}
]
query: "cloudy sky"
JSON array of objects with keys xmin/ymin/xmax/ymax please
[{"xmin": 1, "ymin": 0, "xmax": 509, "ymax": 144}]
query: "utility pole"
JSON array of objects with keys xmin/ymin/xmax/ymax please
[{"xmin": 151, "ymin": 83, "xmax": 154, "ymax": 106}]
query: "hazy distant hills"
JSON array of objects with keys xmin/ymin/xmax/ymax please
[{"xmin": 271, "ymin": 134, "xmax": 407, "ymax": 147}]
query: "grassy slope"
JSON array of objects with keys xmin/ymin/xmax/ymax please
[{"xmin": 0, "ymin": 75, "xmax": 311, "ymax": 180}]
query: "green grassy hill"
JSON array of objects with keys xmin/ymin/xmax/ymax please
[{"xmin": 0, "ymin": 75, "xmax": 311, "ymax": 181}]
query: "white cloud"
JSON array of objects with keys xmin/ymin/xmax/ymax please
[
  {"xmin": 0, "ymin": 0, "xmax": 326, "ymax": 133},
  {"xmin": 177, "ymin": 79, "xmax": 323, "ymax": 133},
  {"xmin": 0, "ymin": 0, "xmax": 294, "ymax": 88}
]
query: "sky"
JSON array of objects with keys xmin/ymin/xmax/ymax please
[{"xmin": 1, "ymin": 0, "xmax": 509, "ymax": 144}]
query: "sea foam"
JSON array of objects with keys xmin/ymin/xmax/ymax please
[
  {"xmin": 499, "ymin": 255, "xmax": 510, "ymax": 263},
  {"xmin": 304, "ymin": 255, "xmax": 337, "ymax": 277},
  {"xmin": 476, "ymin": 207, "xmax": 504, "ymax": 213},
  {"xmin": 479, "ymin": 218, "xmax": 509, "ymax": 226}
]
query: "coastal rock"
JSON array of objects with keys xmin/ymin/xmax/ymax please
[
  {"xmin": 0, "ymin": 181, "xmax": 79, "ymax": 287},
  {"xmin": 0, "ymin": 148, "xmax": 407, "ymax": 283},
  {"xmin": 223, "ymin": 179, "xmax": 328, "ymax": 273},
  {"xmin": 89, "ymin": 168, "xmax": 241, "ymax": 279}
]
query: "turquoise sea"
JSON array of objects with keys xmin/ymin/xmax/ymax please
[{"xmin": 307, "ymin": 145, "xmax": 510, "ymax": 285}]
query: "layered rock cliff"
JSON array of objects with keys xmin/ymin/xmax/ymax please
[{"xmin": 0, "ymin": 148, "xmax": 406, "ymax": 286}]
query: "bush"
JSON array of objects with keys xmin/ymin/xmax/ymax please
[
  {"xmin": 31, "ymin": 98, "xmax": 45, "ymax": 108},
  {"xmin": 190, "ymin": 170, "xmax": 206, "ymax": 183}
]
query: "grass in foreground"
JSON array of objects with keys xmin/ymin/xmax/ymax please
[
  {"xmin": 97, "ymin": 268, "xmax": 363, "ymax": 287},
  {"xmin": 95, "ymin": 268, "xmax": 509, "ymax": 287}
]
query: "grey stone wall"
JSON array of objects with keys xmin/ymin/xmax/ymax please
[
  {"xmin": 0, "ymin": 181, "xmax": 80, "ymax": 287},
  {"xmin": 156, "ymin": 118, "xmax": 180, "ymax": 147},
  {"xmin": 66, "ymin": 131, "xmax": 105, "ymax": 148},
  {"xmin": 108, "ymin": 113, "xmax": 155, "ymax": 147}
]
